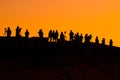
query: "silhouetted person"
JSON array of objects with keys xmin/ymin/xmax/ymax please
[
  {"xmin": 52, "ymin": 30, "xmax": 56, "ymax": 42},
  {"xmin": 95, "ymin": 36, "xmax": 99, "ymax": 44},
  {"xmin": 6, "ymin": 27, "xmax": 11, "ymax": 37},
  {"xmin": 79, "ymin": 33, "xmax": 83, "ymax": 43},
  {"xmin": 38, "ymin": 29, "xmax": 43, "ymax": 38},
  {"xmin": 75, "ymin": 32, "xmax": 79, "ymax": 41},
  {"xmin": 85, "ymin": 34, "xmax": 88, "ymax": 43},
  {"xmin": 48, "ymin": 30, "xmax": 52, "ymax": 42},
  {"xmin": 55, "ymin": 30, "xmax": 58, "ymax": 42},
  {"xmin": 25, "ymin": 29, "xmax": 29, "ymax": 38},
  {"xmin": 16, "ymin": 26, "xmax": 22, "ymax": 37},
  {"xmin": 64, "ymin": 31, "xmax": 66, "ymax": 40},
  {"xmin": 85, "ymin": 34, "xmax": 92, "ymax": 44},
  {"xmin": 88, "ymin": 34, "xmax": 92, "ymax": 43},
  {"xmin": 109, "ymin": 39, "xmax": 113, "ymax": 46},
  {"xmin": 4, "ymin": 28, "xmax": 7, "ymax": 36},
  {"xmin": 69, "ymin": 30, "xmax": 74, "ymax": 41},
  {"xmin": 60, "ymin": 32, "xmax": 65, "ymax": 41},
  {"xmin": 102, "ymin": 38, "xmax": 105, "ymax": 45}
]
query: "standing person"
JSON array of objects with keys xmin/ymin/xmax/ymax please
[
  {"xmin": 52, "ymin": 30, "xmax": 56, "ymax": 42},
  {"xmin": 69, "ymin": 30, "xmax": 74, "ymax": 41},
  {"xmin": 4, "ymin": 28, "xmax": 7, "ymax": 36},
  {"xmin": 75, "ymin": 32, "xmax": 79, "ymax": 41},
  {"xmin": 25, "ymin": 29, "xmax": 30, "ymax": 38},
  {"xmin": 48, "ymin": 30, "xmax": 52, "ymax": 42},
  {"xmin": 85, "ymin": 34, "xmax": 88, "ymax": 43},
  {"xmin": 16, "ymin": 26, "xmax": 19, "ymax": 37},
  {"xmin": 95, "ymin": 36, "xmax": 99, "ymax": 44},
  {"xmin": 109, "ymin": 39, "xmax": 113, "ymax": 46},
  {"xmin": 16, "ymin": 26, "xmax": 22, "ymax": 37},
  {"xmin": 6, "ymin": 27, "xmax": 11, "ymax": 37},
  {"xmin": 79, "ymin": 33, "xmax": 83, "ymax": 43},
  {"xmin": 102, "ymin": 38, "xmax": 105, "ymax": 45},
  {"xmin": 64, "ymin": 31, "xmax": 66, "ymax": 40},
  {"xmin": 55, "ymin": 30, "xmax": 59, "ymax": 42},
  {"xmin": 88, "ymin": 34, "xmax": 92, "ymax": 43},
  {"xmin": 38, "ymin": 29, "xmax": 43, "ymax": 38},
  {"xmin": 60, "ymin": 32, "xmax": 65, "ymax": 41}
]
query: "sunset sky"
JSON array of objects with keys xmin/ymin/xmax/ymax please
[{"xmin": 0, "ymin": 0, "xmax": 120, "ymax": 46}]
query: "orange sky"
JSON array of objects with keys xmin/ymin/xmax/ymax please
[{"xmin": 0, "ymin": 0, "xmax": 120, "ymax": 46}]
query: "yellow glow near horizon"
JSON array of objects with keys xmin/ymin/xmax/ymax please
[{"xmin": 0, "ymin": 0, "xmax": 120, "ymax": 46}]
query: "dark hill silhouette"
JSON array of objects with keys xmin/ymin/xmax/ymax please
[
  {"xmin": 0, "ymin": 36, "xmax": 120, "ymax": 80},
  {"xmin": 0, "ymin": 36, "xmax": 119, "ymax": 64}
]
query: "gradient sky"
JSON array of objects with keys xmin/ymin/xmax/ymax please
[{"xmin": 0, "ymin": 0, "xmax": 120, "ymax": 46}]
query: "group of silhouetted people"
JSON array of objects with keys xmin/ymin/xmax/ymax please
[
  {"xmin": 4, "ymin": 27, "xmax": 113, "ymax": 46},
  {"xmin": 4, "ymin": 26, "xmax": 30, "ymax": 38},
  {"xmin": 95, "ymin": 37, "xmax": 113, "ymax": 46},
  {"xmin": 69, "ymin": 30, "xmax": 113, "ymax": 46},
  {"xmin": 48, "ymin": 30, "xmax": 58, "ymax": 42},
  {"xmin": 69, "ymin": 30, "xmax": 93, "ymax": 44},
  {"xmin": 70, "ymin": 32, "xmax": 113, "ymax": 46},
  {"xmin": 5, "ymin": 26, "xmax": 25, "ymax": 38}
]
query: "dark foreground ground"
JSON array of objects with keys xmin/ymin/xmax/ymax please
[
  {"xmin": 0, "ymin": 57, "xmax": 120, "ymax": 80},
  {"xmin": 0, "ymin": 37, "xmax": 120, "ymax": 80}
]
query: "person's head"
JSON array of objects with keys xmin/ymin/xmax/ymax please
[
  {"xmin": 8, "ymin": 27, "xmax": 10, "ymax": 30},
  {"xmin": 110, "ymin": 39, "xmax": 113, "ymax": 41},
  {"xmin": 89, "ymin": 34, "xmax": 92, "ymax": 37},
  {"xmin": 64, "ymin": 31, "xmax": 66, "ymax": 34},
  {"xmin": 77, "ymin": 32, "xmax": 79, "ymax": 35},
  {"xmin": 80, "ymin": 33, "xmax": 82, "ymax": 36},
  {"xmin": 85, "ymin": 34, "xmax": 88, "ymax": 36},
  {"xmin": 40, "ymin": 29, "xmax": 43, "ymax": 32},
  {"xmin": 50, "ymin": 30, "xmax": 52, "ymax": 32},
  {"xmin": 17, "ymin": 26, "xmax": 19, "ymax": 29},
  {"xmin": 103, "ymin": 38, "xmax": 105, "ymax": 40}
]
